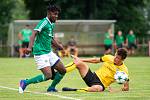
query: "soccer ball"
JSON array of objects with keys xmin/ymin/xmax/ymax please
[{"xmin": 114, "ymin": 71, "xmax": 128, "ymax": 84}]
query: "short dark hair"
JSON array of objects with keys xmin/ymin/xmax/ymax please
[
  {"xmin": 47, "ymin": 4, "xmax": 61, "ymax": 12},
  {"xmin": 116, "ymin": 48, "xmax": 128, "ymax": 60}
]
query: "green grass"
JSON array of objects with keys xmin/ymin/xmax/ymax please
[{"xmin": 0, "ymin": 57, "xmax": 150, "ymax": 100}]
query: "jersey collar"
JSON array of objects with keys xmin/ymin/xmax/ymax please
[{"xmin": 46, "ymin": 17, "xmax": 53, "ymax": 25}]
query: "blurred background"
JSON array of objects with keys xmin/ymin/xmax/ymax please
[{"xmin": 1, "ymin": 0, "xmax": 150, "ymax": 57}]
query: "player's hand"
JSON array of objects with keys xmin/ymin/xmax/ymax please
[
  {"xmin": 108, "ymin": 87, "xmax": 113, "ymax": 93},
  {"xmin": 25, "ymin": 48, "xmax": 32, "ymax": 54},
  {"xmin": 121, "ymin": 87, "xmax": 128, "ymax": 91},
  {"xmin": 71, "ymin": 55, "xmax": 81, "ymax": 64}
]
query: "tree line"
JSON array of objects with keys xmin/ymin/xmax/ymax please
[{"xmin": 0, "ymin": 0, "xmax": 150, "ymax": 44}]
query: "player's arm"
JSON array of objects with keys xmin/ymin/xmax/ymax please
[
  {"xmin": 125, "ymin": 38, "xmax": 128, "ymax": 46},
  {"xmin": 121, "ymin": 81, "xmax": 129, "ymax": 91},
  {"xmin": 81, "ymin": 57, "xmax": 103, "ymax": 63},
  {"xmin": 26, "ymin": 30, "xmax": 38, "ymax": 53},
  {"xmin": 52, "ymin": 37, "xmax": 65, "ymax": 51},
  {"xmin": 108, "ymin": 81, "xmax": 129, "ymax": 93},
  {"xmin": 18, "ymin": 32, "xmax": 22, "ymax": 40}
]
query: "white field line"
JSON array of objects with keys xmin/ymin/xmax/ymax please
[{"xmin": 0, "ymin": 85, "xmax": 81, "ymax": 100}]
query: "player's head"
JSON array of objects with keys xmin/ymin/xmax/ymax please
[
  {"xmin": 118, "ymin": 30, "xmax": 122, "ymax": 36},
  {"xmin": 47, "ymin": 4, "xmax": 61, "ymax": 23},
  {"xmin": 114, "ymin": 48, "xmax": 128, "ymax": 65},
  {"xmin": 129, "ymin": 30, "xmax": 133, "ymax": 34}
]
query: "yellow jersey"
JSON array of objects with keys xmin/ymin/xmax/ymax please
[{"xmin": 95, "ymin": 55, "xmax": 129, "ymax": 88}]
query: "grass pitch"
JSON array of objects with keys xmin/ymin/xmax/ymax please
[{"xmin": 0, "ymin": 57, "xmax": 150, "ymax": 100}]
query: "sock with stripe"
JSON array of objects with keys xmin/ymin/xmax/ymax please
[
  {"xmin": 77, "ymin": 87, "xmax": 89, "ymax": 92},
  {"xmin": 65, "ymin": 62, "xmax": 76, "ymax": 73},
  {"xmin": 25, "ymin": 74, "xmax": 47, "ymax": 85},
  {"xmin": 47, "ymin": 72, "xmax": 65, "ymax": 90}
]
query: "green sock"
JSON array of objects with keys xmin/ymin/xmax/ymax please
[
  {"xmin": 26, "ymin": 74, "xmax": 47, "ymax": 85},
  {"xmin": 48, "ymin": 72, "xmax": 65, "ymax": 89}
]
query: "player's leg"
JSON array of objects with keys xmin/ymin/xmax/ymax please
[
  {"xmin": 62, "ymin": 69, "xmax": 104, "ymax": 92},
  {"xmin": 81, "ymin": 68, "xmax": 104, "ymax": 92},
  {"xmin": 72, "ymin": 56, "xmax": 89, "ymax": 78},
  {"xmin": 74, "ymin": 47, "xmax": 78, "ymax": 57},
  {"xmin": 24, "ymin": 42, "xmax": 30, "ymax": 57},
  {"xmin": 25, "ymin": 67, "xmax": 52, "ymax": 84},
  {"xmin": 19, "ymin": 42, "xmax": 27, "ymax": 58},
  {"xmin": 46, "ymin": 51, "xmax": 66, "ymax": 92},
  {"xmin": 47, "ymin": 52, "xmax": 78, "ymax": 92},
  {"xmin": 19, "ymin": 54, "xmax": 52, "ymax": 93},
  {"xmin": 65, "ymin": 62, "xmax": 77, "ymax": 73},
  {"xmin": 66, "ymin": 47, "xmax": 71, "ymax": 57},
  {"xmin": 128, "ymin": 43, "xmax": 132, "ymax": 55},
  {"xmin": 47, "ymin": 60, "xmax": 66, "ymax": 92},
  {"xmin": 104, "ymin": 45, "xmax": 110, "ymax": 54},
  {"xmin": 62, "ymin": 56, "xmax": 104, "ymax": 92},
  {"xmin": 19, "ymin": 66, "xmax": 52, "ymax": 93},
  {"xmin": 86, "ymin": 85, "xmax": 103, "ymax": 92},
  {"xmin": 63, "ymin": 85, "xmax": 103, "ymax": 92},
  {"xmin": 47, "ymin": 61, "xmax": 77, "ymax": 92},
  {"xmin": 19, "ymin": 48, "xmax": 23, "ymax": 58}
]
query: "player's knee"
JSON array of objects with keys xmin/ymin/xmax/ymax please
[
  {"xmin": 75, "ymin": 61, "xmax": 83, "ymax": 67},
  {"xmin": 76, "ymin": 64, "xmax": 82, "ymax": 70},
  {"xmin": 59, "ymin": 68, "xmax": 66, "ymax": 75},
  {"xmin": 45, "ymin": 74, "xmax": 52, "ymax": 80},
  {"xmin": 76, "ymin": 62, "xmax": 87, "ymax": 70},
  {"xmin": 62, "ymin": 68, "xmax": 66, "ymax": 74},
  {"xmin": 91, "ymin": 85, "xmax": 103, "ymax": 92}
]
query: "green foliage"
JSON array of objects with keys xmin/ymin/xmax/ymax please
[
  {"xmin": 0, "ymin": 0, "xmax": 16, "ymax": 44},
  {"xmin": 0, "ymin": 0, "xmax": 28, "ymax": 44},
  {"xmin": 24, "ymin": 0, "xmax": 150, "ymax": 37},
  {"xmin": 0, "ymin": 0, "xmax": 15, "ymax": 25},
  {"xmin": 24, "ymin": 0, "xmax": 47, "ymax": 19},
  {"xmin": 12, "ymin": 0, "xmax": 29, "ymax": 20}
]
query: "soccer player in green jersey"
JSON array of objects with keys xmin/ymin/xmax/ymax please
[
  {"xmin": 115, "ymin": 30, "xmax": 124, "ymax": 49},
  {"xmin": 104, "ymin": 28, "xmax": 113, "ymax": 54},
  {"xmin": 18, "ymin": 24, "xmax": 32, "ymax": 58},
  {"xmin": 126, "ymin": 30, "xmax": 137, "ymax": 55},
  {"xmin": 19, "ymin": 4, "xmax": 67, "ymax": 93}
]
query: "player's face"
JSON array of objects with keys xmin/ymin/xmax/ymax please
[
  {"xmin": 114, "ymin": 54, "xmax": 123, "ymax": 65},
  {"xmin": 48, "ymin": 11, "xmax": 59, "ymax": 23}
]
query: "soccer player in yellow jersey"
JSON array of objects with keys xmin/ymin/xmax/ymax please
[{"xmin": 63, "ymin": 48, "xmax": 129, "ymax": 92}]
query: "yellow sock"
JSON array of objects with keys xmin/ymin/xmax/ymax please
[
  {"xmin": 77, "ymin": 87, "xmax": 89, "ymax": 92},
  {"xmin": 65, "ymin": 62, "xmax": 76, "ymax": 73},
  {"xmin": 58, "ymin": 51, "xmax": 62, "ymax": 57}
]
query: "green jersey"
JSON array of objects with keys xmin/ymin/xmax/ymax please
[
  {"xmin": 20, "ymin": 29, "xmax": 32, "ymax": 42},
  {"xmin": 104, "ymin": 32, "xmax": 113, "ymax": 45},
  {"xmin": 116, "ymin": 35, "xmax": 124, "ymax": 45},
  {"xmin": 127, "ymin": 34, "xmax": 136, "ymax": 44},
  {"xmin": 33, "ymin": 17, "xmax": 55, "ymax": 55}
]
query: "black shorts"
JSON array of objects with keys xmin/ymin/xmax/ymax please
[
  {"xmin": 22, "ymin": 42, "xmax": 29, "ymax": 48},
  {"xmin": 83, "ymin": 69, "xmax": 105, "ymax": 91},
  {"xmin": 117, "ymin": 44, "xmax": 123, "ymax": 48},
  {"xmin": 104, "ymin": 45, "xmax": 112, "ymax": 50},
  {"xmin": 128, "ymin": 43, "xmax": 137, "ymax": 49}
]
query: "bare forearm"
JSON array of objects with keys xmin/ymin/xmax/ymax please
[
  {"xmin": 28, "ymin": 31, "xmax": 36, "ymax": 49},
  {"xmin": 108, "ymin": 86, "xmax": 129, "ymax": 93},
  {"xmin": 18, "ymin": 33, "xmax": 22, "ymax": 40},
  {"xmin": 122, "ymin": 81, "xmax": 129, "ymax": 91},
  {"xmin": 81, "ymin": 58, "xmax": 100, "ymax": 63},
  {"xmin": 52, "ymin": 39, "xmax": 64, "ymax": 50}
]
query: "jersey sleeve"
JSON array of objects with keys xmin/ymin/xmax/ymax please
[
  {"xmin": 34, "ymin": 19, "xmax": 48, "ymax": 32},
  {"xmin": 101, "ymin": 55, "xmax": 113, "ymax": 62},
  {"xmin": 19, "ymin": 29, "xmax": 24, "ymax": 34}
]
